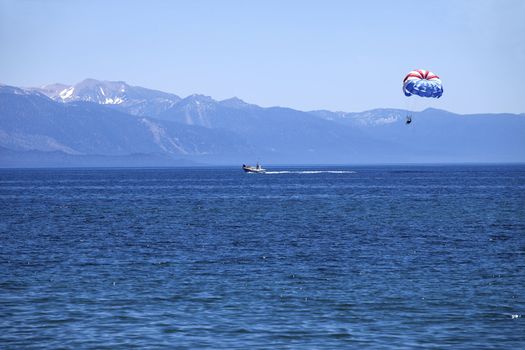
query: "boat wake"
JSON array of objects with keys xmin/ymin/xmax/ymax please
[{"xmin": 264, "ymin": 170, "xmax": 356, "ymax": 175}]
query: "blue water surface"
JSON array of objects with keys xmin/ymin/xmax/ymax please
[{"xmin": 1, "ymin": 165, "xmax": 524, "ymax": 349}]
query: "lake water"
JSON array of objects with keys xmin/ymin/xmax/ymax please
[{"xmin": 1, "ymin": 165, "xmax": 524, "ymax": 349}]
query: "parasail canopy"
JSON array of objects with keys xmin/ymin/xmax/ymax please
[{"xmin": 403, "ymin": 69, "xmax": 443, "ymax": 98}]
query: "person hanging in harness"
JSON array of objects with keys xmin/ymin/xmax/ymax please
[{"xmin": 402, "ymin": 69, "xmax": 444, "ymax": 126}]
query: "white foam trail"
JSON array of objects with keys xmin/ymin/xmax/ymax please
[{"xmin": 264, "ymin": 170, "xmax": 356, "ymax": 175}]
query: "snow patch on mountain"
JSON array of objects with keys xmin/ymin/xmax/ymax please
[
  {"xmin": 367, "ymin": 110, "xmax": 403, "ymax": 125},
  {"xmin": 310, "ymin": 108, "xmax": 405, "ymax": 126},
  {"xmin": 104, "ymin": 97, "xmax": 123, "ymax": 105},
  {"xmin": 59, "ymin": 87, "xmax": 75, "ymax": 100},
  {"xmin": 33, "ymin": 79, "xmax": 182, "ymax": 118},
  {"xmin": 350, "ymin": 110, "xmax": 402, "ymax": 126}
]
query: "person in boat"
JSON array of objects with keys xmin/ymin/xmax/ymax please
[
  {"xmin": 256, "ymin": 163, "xmax": 260, "ymax": 169},
  {"xmin": 405, "ymin": 115, "xmax": 412, "ymax": 125}
]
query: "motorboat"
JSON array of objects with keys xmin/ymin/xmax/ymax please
[{"xmin": 242, "ymin": 163, "xmax": 266, "ymax": 173}]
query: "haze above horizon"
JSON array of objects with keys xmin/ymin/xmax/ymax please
[{"xmin": 1, "ymin": 0, "xmax": 524, "ymax": 114}]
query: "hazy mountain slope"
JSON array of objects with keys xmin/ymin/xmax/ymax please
[
  {"xmin": 0, "ymin": 85, "xmax": 250, "ymax": 161},
  {"xmin": 157, "ymin": 95, "xmax": 397, "ymax": 163},
  {"xmin": 310, "ymin": 108, "xmax": 525, "ymax": 162},
  {"xmin": 0, "ymin": 146, "xmax": 199, "ymax": 168},
  {"xmin": 2, "ymin": 80, "xmax": 524, "ymax": 166}
]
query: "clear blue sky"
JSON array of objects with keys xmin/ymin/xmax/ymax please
[{"xmin": 1, "ymin": 0, "xmax": 524, "ymax": 114}]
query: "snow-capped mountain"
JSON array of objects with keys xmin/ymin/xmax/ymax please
[
  {"xmin": 35, "ymin": 79, "xmax": 181, "ymax": 118},
  {"xmin": 0, "ymin": 85, "xmax": 250, "ymax": 165},
  {"xmin": 36, "ymin": 83, "xmax": 69, "ymax": 98},
  {"xmin": 2, "ymin": 79, "xmax": 524, "ymax": 167},
  {"xmin": 310, "ymin": 108, "xmax": 407, "ymax": 126}
]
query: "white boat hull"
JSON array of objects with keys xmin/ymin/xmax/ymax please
[{"xmin": 242, "ymin": 166, "xmax": 266, "ymax": 173}]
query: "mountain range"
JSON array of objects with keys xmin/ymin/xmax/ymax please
[{"xmin": 1, "ymin": 79, "xmax": 524, "ymax": 167}]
